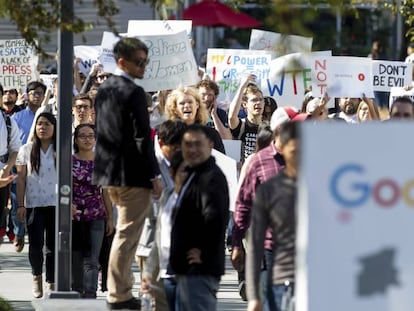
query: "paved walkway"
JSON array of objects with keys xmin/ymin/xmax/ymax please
[{"xmin": 0, "ymin": 239, "xmax": 246, "ymax": 310}]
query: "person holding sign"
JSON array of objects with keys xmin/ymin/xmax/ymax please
[
  {"xmin": 228, "ymin": 74, "xmax": 264, "ymax": 162},
  {"xmin": 388, "ymin": 96, "xmax": 414, "ymax": 119},
  {"xmin": 93, "ymin": 37, "xmax": 162, "ymax": 310},
  {"xmin": 356, "ymin": 99, "xmax": 380, "ymax": 123}
]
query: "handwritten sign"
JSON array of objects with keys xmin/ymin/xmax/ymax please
[
  {"xmin": 372, "ymin": 60, "xmax": 412, "ymax": 92},
  {"xmin": 263, "ymin": 51, "xmax": 331, "ymax": 109},
  {"xmin": 127, "ymin": 20, "xmax": 192, "ymax": 36},
  {"xmin": 206, "ymin": 48, "xmax": 271, "ymax": 109},
  {"xmin": 74, "ymin": 45, "xmax": 101, "ymax": 76},
  {"xmin": 249, "ymin": 29, "xmax": 313, "ymax": 58},
  {"xmin": 0, "ymin": 39, "xmax": 38, "ymax": 89},
  {"xmin": 312, "ymin": 56, "xmax": 374, "ymax": 98},
  {"xmin": 100, "ymin": 31, "xmax": 199, "ymax": 92}
]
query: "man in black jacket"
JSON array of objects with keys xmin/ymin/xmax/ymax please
[
  {"xmin": 93, "ymin": 37, "xmax": 162, "ymax": 310},
  {"xmin": 169, "ymin": 124, "xmax": 229, "ymax": 311}
]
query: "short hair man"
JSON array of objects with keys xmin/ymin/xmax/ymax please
[
  {"xmin": 12, "ymin": 81, "xmax": 46, "ymax": 144},
  {"xmin": 1, "ymin": 88, "xmax": 22, "ymax": 116},
  {"xmin": 228, "ymin": 75, "xmax": 264, "ymax": 162},
  {"xmin": 246, "ymin": 122, "xmax": 299, "ymax": 311},
  {"xmin": 72, "ymin": 93, "xmax": 93, "ymax": 129},
  {"xmin": 196, "ymin": 79, "xmax": 232, "ymax": 139},
  {"xmin": 389, "ymin": 96, "xmax": 414, "ymax": 119},
  {"xmin": 93, "ymin": 37, "xmax": 162, "ymax": 310},
  {"xmin": 169, "ymin": 124, "xmax": 229, "ymax": 311}
]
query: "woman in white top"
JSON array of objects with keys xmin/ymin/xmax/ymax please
[{"xmin": 16, "ymin": 112, "xmax": 57, "ymax": 299}]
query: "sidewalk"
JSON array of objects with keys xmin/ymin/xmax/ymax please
[{"xmin": 0, "ymin": 239, "xmax": 246, "ymax": 310}]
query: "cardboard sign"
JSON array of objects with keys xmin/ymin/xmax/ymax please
[
  {"xmin": 297, "ymin": 122, "xmax": 414, "ymax": 311},
  {"xmin": 372, "ymin": 60, "xmax": 412, "ymax": 92},
  {"xmin": 249, "ymin": 29, "xmax": 313, "ymax": 58},
  {"xmin": 100, "ymin": 31, "xmax": 199, "ymax": 92},
  {"xmin": 127, "ymin": 20, "xmax": 192, "ymax": 36},
  {"xmin": 74, "ymin": 45, "xmax": 101, "ymax": 76},
  {"xmin": 263, "ymin": 51, "xmax": 331, "ymax": 109},
  {"xmin": 206, "ymin": 48, "xmax": 271, "ymax": 109},
  {"xmin": 388, "ymin": 86, "xmax": 414, "ymax": 109},
  {"xmin": 0, "ymin": 39, "xmax": 38, "ymax": 89},
  {"xmin": 312, "ymin": 56, "xmax": 374, "ymax": 98}
]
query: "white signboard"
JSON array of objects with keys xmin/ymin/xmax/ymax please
[
  {"xmin": 264, "ymin": 51, "xmax": 331, "ymax": 109},
  {"xmin": 297, "ymin": 122, "xmax": 414, "ymax": 311},
  {"xmin": 372, "ymin": 61, "xmax": 412, "ymax": 92},
  {"xmin": 312, "ymin": 56, "xmax": 374, "ymax": 98},
  {"xmin": 127, "ymin": 20, "xmax": 192, "ymax": 36},
  {"xmin": 0, "ymin": 39, "xmax": 38, "ymax": 89},
  {"xmin": 249, "ymin": 29, "xmax": 313, "ymax": 58},
  {"xmin": 388, "ymin": 87, "xmax": 414, "ymax": 109},
  {"xmin": 206, "ymin": 48, "xmax": 271, "ymax": 109},
  {"xmin": 74, "ymin": 45, "xmax": 101, "ymax": 76},
  {"xmin": 212, "ymin": 149, "xmax": 238, "ymax": 212},
  {"xmin": 100, "ymin": 31, "xmax": 199, "ymax": 92}
]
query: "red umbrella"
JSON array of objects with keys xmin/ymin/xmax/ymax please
[{"xmin": 183, "ymin": 0, "xmax": 261, "ymax": 28}]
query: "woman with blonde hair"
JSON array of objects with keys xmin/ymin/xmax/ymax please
[
  {"xmin": 166, "ymin": 86, "xmax": 225, "ymax": 153},
  {"xmin": 357, "ymin": 99, "xmax": 380, "ymax": 123}
]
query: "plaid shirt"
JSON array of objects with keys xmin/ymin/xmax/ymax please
[{"xmin": 232, "ymin": 143, "xmax": 285, "ymax": 250}]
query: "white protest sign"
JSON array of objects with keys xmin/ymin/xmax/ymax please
[
  {"xmin": 249, "ymin": 29, "xmax": 313, "ymax": 58},
  {"xmin": 264, "ymin": 51, "xmax": 331, "ymax": 109},
  {"xmin": 212, "ymin": 149, "xmax": 238, "ymax": 212},
  {"xmin": 388, "ymin": 87, "xmax": 414, "ymax": 109},
  {"xmin": 127, "ymin": 20, "xmax": 192, "ymax": 36},
  {"xmin": 39, "ymin": 74, "xmax": 58, "ymax": 90},
  {"xmin": 312, "ymin": 56, "xmax": 374, "ymax": 98},
  {"xmin": 297, "ymin": 122, "xmax": 414, "ymax": 311},
  {"xmin": 74, "ymin": 45, "xmax": 101, "ymax": 76},
  {"xmin": 206, "ymin": 48, "xmax": 271, "ymax": 108},
  {"xmin": 222, "ymin": 139, "xmax": 241, "ymax": 162},
  {"xmin": 100, "ymin": 31, "xmax": 199, "ymax": 92},
  {"xmin": 0, "ymin": 39, "xmax": 38, "ymax": 89},
  {"xmin": 372, "ymin": 60, "xmax": 412, "ymax": 92}
]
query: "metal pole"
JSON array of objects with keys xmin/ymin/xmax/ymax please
[{"xmin": 49, "ymin": 0, "xmax": 78, "ymax": 298}]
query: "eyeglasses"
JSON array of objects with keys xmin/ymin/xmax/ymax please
[
  {"xmin": 74, "ymin": 105, "xmax": 90, "ymax": 110},
  {"xmin": 129, "ymin": 58, "xmax": 150, "ymax": 68},
  {"xmin": 96, "ymin": 74, "xmax": 110, "ymax": 80},
  {"xmin": 77, "ymin": 134, "xmax": 95, "ymax": 140},
  {"xmin": 29, "ymin": 91, "xmax": 44, "ymax": 97}
]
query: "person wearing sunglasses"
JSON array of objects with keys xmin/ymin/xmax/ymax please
[
  {"xmin": 93, "ymin": 37, "xmax": 162, "ymax": 311},
  {"xmin": 80, "ymin": 62, "xmax": 112, "ymax": 94}
]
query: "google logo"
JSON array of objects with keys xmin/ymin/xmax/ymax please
[{"xmin": 330, "ymin": 164, "xmax": 414, "ymax": 208}]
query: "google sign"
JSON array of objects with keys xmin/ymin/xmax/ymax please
[{"xmin": 330, "ymin": 163, "xmax": 414, "ymax": 208}]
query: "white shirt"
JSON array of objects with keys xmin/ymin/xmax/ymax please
[
  {"xmin": 16, "ymin": 142, "xmax": 57, "ymax": 208},
  {"xmin": 0, "ymin": 114, "xmax": 21, "ymax": 169}
]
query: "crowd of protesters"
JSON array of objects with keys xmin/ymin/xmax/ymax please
[{"xmin": 1, "ymin": 35, "xmax": 414, "ymax": 311}]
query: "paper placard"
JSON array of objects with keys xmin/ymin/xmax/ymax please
[
  {"xmin": 74, "ymin": 45, "xmax": 101, "ymax": 76},
  {"xmin": 0, "ymin": 39, "xmax": 38, "ymax": 89},
  {"xmin": 372, "ymin": 60, "xmax": 412, "ymax": 92},
  {"xmin": 127, "ymin": 20, "xmax": 192, "ymax": 36}
]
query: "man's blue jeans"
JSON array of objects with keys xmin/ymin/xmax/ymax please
[
  {"xmin": 176, "ymin": 274, "xmax": 219, "ymax": 311},
  {"xmin": 271, "ymin": 282, "xmax": 295, "ymax": 311},
  {"xmin": 163, "ymin": 277, "xmax": 178, "ymax": 311}
]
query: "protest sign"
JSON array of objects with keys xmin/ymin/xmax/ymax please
[
  {"xmin": 297, "ymin": 122, "xmax": 414, "ymax": 311},
  {"xmin": 372, "ymin": 60, "xmax": 412, "ymax": 92},
  {"xmin": 39, "ymin": 74, "xmax": 58, "ymax": 91},
  {"xmin": 206, "ymin": 48, "xmax": 271, "ymax": 109},
  {"xmin": 100, "ymin": 31, "xmax": 199, "ymax": 92},
  {"xmin": 0, "ymin": 39, "xmax": 38, "ymax": 89},
  {"xmin": 263, "ymin": 51, "xmax": 331, "ymax": 109},
  {"xmin": 249, "ymin": 29, "xmax": 313, "ymax": 58},
  {"xmin": 127, "ymin": 20, "xmax": 192, "ymax": 36},
  {"xmin": 312, "ymin": 56, "xmax": 374, "ymax": 98},
  {"xmin": 212, "ymin": 149, "xmax": 238, "ymax": 212},
  {"xmin": 74, "ymin": 45, "xmax": 101, "ymax": 76}
]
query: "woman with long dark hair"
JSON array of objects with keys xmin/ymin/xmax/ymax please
[{"xmin": 16, "ymin": 112, "xmax": 57, "ymax": 298}]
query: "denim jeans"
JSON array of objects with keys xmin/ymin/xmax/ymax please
[
  {"xmin": 176, "ymin": 275, "xmax": 219, "ymax": 311},
  {"xmin": 72, "ymin": 219, "xmax": 105, "ymax": 294},
  {"xmin": 26, "ymin": 206, "xmax": 55, "ymax": 282},
  {"xmin": 163, "ymin": 277, "xmax": 178, "ymax": 311},
  {"xmin": 262, "ymin": 249, "xmax": 276, "ymax": 311},
  {"xmin": 272, "ymin": 282, "xmax": 295, "ymax": 311},
  {"xmin": 10, "ymin": 182, "xmax": 25, "ymax": 238}
]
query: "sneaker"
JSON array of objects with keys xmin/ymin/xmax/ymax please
[
  {"xmin": 107, "ymin": 297, "xmax": 141, "ymax": 310},
  {"xmin": 238, "ymin": 280, "xmax": 247, "ymax": 301},
  {"xmin": 14, "ymin": 237, "xmax": 24, "ymax": 253}
]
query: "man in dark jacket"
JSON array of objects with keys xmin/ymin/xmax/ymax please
[
  {"xmin": 169, "ymin": 124, "xmax": 229, "ymax": 311},
  {"xmin": 93, "ymin": 37, "xmax": 162, "ymax": 310}
]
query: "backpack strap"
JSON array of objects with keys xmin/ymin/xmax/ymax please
[{"xmin": 237, "ymin": 118, "xmax": 246, "ymax": 140}]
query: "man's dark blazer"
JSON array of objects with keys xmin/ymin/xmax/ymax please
[{"xmin": 93, "ymin": 74, "xmax": 160, "ymax": 188}]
